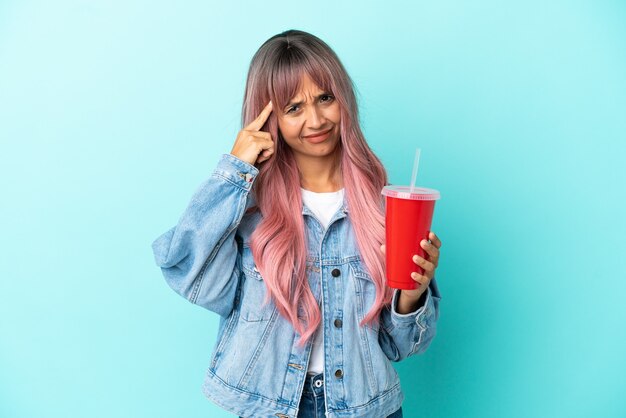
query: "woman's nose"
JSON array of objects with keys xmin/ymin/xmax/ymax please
[{"xmin": 305, "ymin": 105, "xmax": 325, "ymax": 128}]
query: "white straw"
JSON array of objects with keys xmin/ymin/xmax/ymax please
[{"xmin": 409, "ymin": 148, "xmax": 421, "ymax": 194}]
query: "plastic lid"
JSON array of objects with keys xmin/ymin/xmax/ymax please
[{"xmin": 381, "ymin": 185, "xmax": 441, "ymax": 201}]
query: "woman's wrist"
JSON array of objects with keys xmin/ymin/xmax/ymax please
[{"xmin": 396, "ymin": 289, "xmax": 427, "ymax": 314}]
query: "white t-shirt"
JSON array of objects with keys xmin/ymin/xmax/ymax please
[{"xmin": 300, "ymin": 187, "xmax": 345, "ymax": 375}]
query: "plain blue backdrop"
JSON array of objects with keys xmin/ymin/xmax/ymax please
[{"xmin": 1, "ymin": 1, "xmax": 625, "ymax": 417}]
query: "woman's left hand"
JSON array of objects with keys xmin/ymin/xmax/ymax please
[{"xmin": 380, "ymin": 231, "xmax": 442, "ymax": 301}]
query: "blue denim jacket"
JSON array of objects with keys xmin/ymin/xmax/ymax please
[{"xmin": 151, "ymin": 154, "xmax": 441, "ymax": 418}]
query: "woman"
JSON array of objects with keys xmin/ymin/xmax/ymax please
[{"xmin": 152, "ymin": 29, "xmax": 442, "ymax": 418}]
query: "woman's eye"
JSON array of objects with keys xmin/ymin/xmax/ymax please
[{"xmin": 286, "ymin": 95, "xmax": 333, "ymax": 114}]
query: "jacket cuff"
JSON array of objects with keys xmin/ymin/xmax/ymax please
[
  {"xmin": 213, "ymin": 154, "xmax": 260, "ymax": 191},
  {"xmin": 390, "ymin": 285, "xmax": 435, "ymax": 329}
]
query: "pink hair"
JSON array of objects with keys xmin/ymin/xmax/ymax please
[{"xmin": 241, "ymin": 30, "xmax": 393, "ymax": 348}]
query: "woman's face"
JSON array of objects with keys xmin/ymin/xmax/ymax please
[{"xmin": 276, "ymin": 73, "xmax": 342, "ymax": 159}]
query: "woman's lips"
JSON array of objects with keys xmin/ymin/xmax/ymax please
[{"xmin": 303, "ymin": 128, "xmax": 332, "ymax": 143}]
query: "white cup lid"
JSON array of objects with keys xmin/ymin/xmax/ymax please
[{"xmin": 381, "ymin": 185, "xmax": 441, "ymax": 201}]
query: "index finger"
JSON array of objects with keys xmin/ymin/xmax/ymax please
[{"xmin": 246, "ymin": 101, "xmax": 273, "ymax": 131}]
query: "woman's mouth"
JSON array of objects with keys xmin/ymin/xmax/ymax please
[{"xmin": 303, "ymin": 128, "xmax": 333, "ymax": 143}]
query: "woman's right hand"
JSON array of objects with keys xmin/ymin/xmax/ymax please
[{"xmin": 230, "ymin": 101, "xmax": 275, "ymax": 166}]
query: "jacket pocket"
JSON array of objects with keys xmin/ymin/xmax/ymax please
[
  {"xmin": 348, "ymin": 260, "xmax": 380, "ymax": 332},
  {"xmin": 240, "ymin": 246, "xmax": 276, "ymax": 322}
]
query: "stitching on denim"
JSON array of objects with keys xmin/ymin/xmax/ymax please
[
  {"xmin": 320, "ymin": 255, "xmax": 361, "ymax": 265},
  {"xmin": 358, "ymin": 301, "xmax": 378, "ymax": 396},
  {"xmin": 210, "ymin": 302, "xmax": 240, "ymax": 370},
  {"xmin": 222, "ymin": 153, "xmax": 258, "ymax": 174},
  {"xmin": 239, "ymin": 249, "xmax": 276, "ymax": 322},
  {"xmin": 203, "ymin": 367, "xmax": 293, "ymax": 407},
  {"xmin": 411, "ymin": 328, "xmax": 426, "ymax": 354},
  {"xmin": 237, "ymin": 307, "xmax": 279, "ymax": 388},
  {"xmin": 190, "ymin": 219, "xmax": 239, "ymax": 304},
  {"xmin": 190, "ymin": 186, "xmax": 247, "ymax": 305},
  {"xmin": 212, "ymin": 171, "xmax": 252, "ymax": 192}
]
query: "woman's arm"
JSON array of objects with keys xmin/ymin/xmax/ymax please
[
  {"xmin": 396, "ymin": 289, "xmax": 428, "ymax": 314},
  {"xmin": 378, "ymin": 278, "xmax": 441, "ymax": 362},
  {"xmin": 151, "ymin": 154, "xmax": 258, "ymax": 318}
]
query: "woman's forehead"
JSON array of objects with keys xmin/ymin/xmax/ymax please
[
  {"xmin": 291, "ymin": 73, "xmax": 325, "ymax": 98},
  {"xmin": 271, "ymin": 65, "xmax": 332, "ymax": 108}
]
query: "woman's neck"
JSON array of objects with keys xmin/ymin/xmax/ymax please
[{"xmin": 296, "ymin": 150, "xmax": 343, "ymax": 193}]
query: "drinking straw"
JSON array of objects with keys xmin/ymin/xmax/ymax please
[{"xmin": 409, "ymin": 148, "xmax": 421, "ymax": 195}]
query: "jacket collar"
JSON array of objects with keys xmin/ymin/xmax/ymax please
[{"xmin": 246, "ymin": 191, "xmax": 349, "ymax": 216}]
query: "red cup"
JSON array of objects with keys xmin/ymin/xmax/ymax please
[{"xmin": 382, "ymin": 185, "xmax": 441, "ymax": 290}]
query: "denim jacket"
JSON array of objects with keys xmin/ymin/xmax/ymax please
[{"xmin": 151, "ymin": 154, "xmax": 441, "ymax": 418}]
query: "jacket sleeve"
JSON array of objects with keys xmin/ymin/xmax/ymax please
[
  {"xmin": 378, "ymin": 277, "xmax": 441, "ymax": 362},
  {"xmin": 151, "ymin": 154, "xmax": 259, "ymax": 318}
]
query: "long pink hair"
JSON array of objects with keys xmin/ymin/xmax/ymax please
[{"xmin": 241, "ymin": 30, "xmax": 392, "ymax": 348}]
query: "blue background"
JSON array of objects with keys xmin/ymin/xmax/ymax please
[{"xmin": 1, "ymin": 1, "xmax": 625, "ymax": 417}]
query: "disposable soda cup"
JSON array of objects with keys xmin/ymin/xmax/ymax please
[{"xmin": 382, "ymin": 185, "xmax": 441, "ymax": 290}]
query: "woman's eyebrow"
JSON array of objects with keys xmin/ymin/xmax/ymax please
[{"xmin": 285, "ymin": 93, "xmax": 330, "ymax": 108}]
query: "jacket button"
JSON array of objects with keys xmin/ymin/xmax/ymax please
[
  {"xmin": 334, "ymin": 369, "xmax": 343, "ymax": 378},
  {"xmin": 331, "ymin": 268, "xmax": 341, "ymax": 277},
  {"xmin": 334, "ymin": 319, "xmax": 342, "ymax": 328}
]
